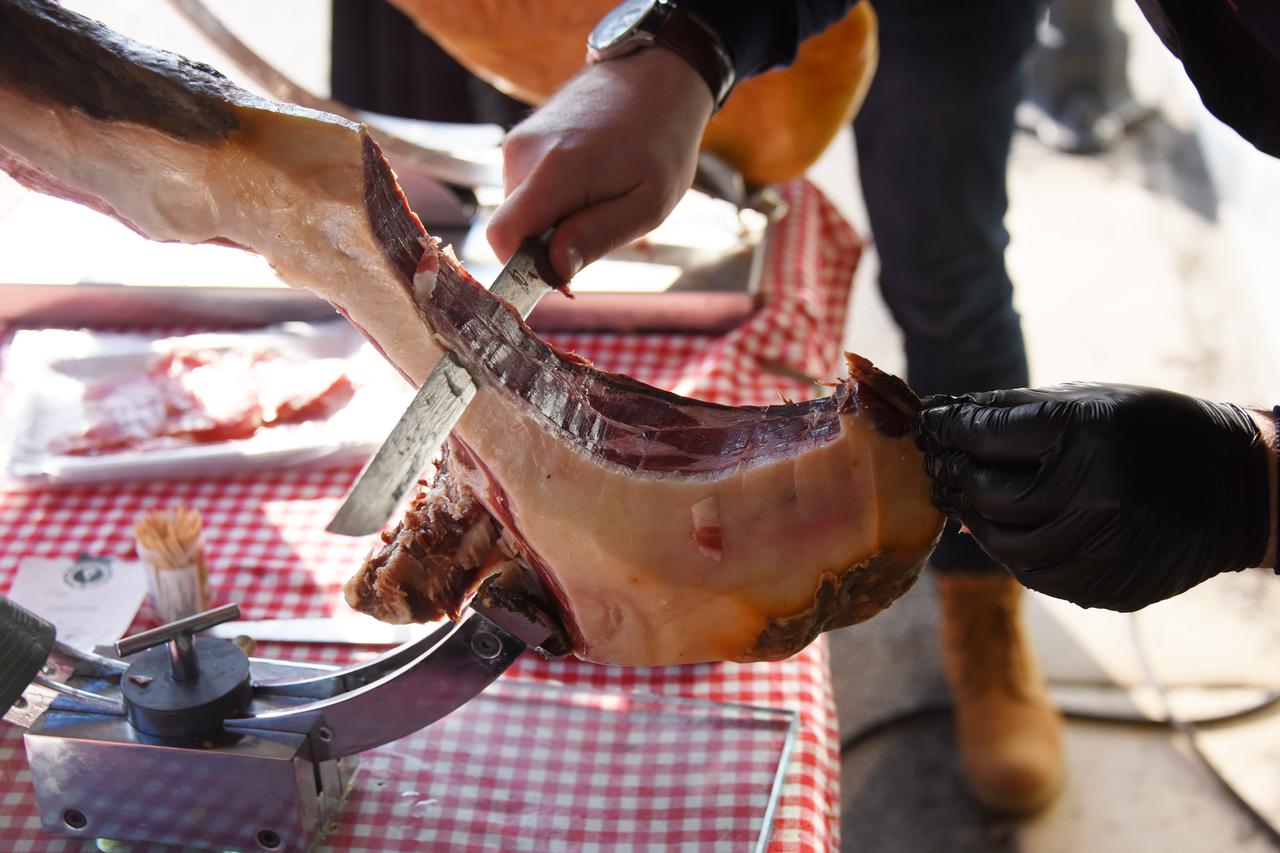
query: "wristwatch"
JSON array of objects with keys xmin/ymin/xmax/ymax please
[{"xmin": 586, "ymin": 0, "xmax": 737, "ymax": 110}]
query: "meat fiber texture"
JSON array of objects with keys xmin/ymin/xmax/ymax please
[{"xmin": 0, "ymin": 0, "xmax": 943, "ymax": 665}]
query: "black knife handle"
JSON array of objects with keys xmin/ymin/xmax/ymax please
[
  {"xmin": 0, "ymin": 596, "xmax": 55, "ymax": 714},
  {"xmin": 519, "ymin": 229, "xmax": 568, "ymax": 290}
]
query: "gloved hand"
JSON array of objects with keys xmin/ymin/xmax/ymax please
[{"xmin": 912, "ymin": 384, "xmax": 1273, "ymax": 611}]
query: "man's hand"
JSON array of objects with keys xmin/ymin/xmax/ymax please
[
  {"xmin": 487, "ymin": 46, "xmax": 715, "ymax": 282},
  {"xmin": 912, "ymin": 384, "xmax": 1275, "ymax": 611}
]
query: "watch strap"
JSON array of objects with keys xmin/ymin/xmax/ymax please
[{"xmin": 650, "ymin": 2, "xmax": 736, "ymax": 109}]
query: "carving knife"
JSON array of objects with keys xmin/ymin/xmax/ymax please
[{"xmin": 327, "ymin": 230, "xmax": 565, "ymax": 536}]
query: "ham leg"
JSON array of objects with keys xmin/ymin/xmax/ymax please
[{"xmin": 0, "ymin": 0, "xmax": 943, "ymax": 665}]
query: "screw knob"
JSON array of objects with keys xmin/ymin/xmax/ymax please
[
  {"xmin": 117, "ymin": 603, "xmax": 252, "ymax": 738},
  {"xmin": 116, "ymin": 603, "xmax": 240, "ymax": 681}
]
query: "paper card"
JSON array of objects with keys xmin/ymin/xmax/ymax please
[{"xmin": 7, "ymin": 555, "xmax": 147, "ymax": 649}]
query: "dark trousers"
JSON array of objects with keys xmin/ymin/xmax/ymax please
[
  {"xmin": 854, "ymin": 0, "xmax": 1044, "ymax": 574},
  {"xmin": 330, "ymin": 0, "xmax": 528, "ymax": 128}
]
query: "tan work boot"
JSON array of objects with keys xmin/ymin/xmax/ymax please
[{"xmin": 937, "ymin": 572, "xmax": 1064, "ymax": 814}]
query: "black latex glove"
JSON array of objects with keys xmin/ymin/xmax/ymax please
[{"xmin": 912, "ymin": 384, "xmax": 1271, "ymax": 612}]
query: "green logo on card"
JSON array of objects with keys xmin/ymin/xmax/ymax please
[{"xmin": 64, "ymin": 556, "xmax": 113, "ymax": 590}]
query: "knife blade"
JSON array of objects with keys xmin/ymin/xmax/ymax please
[{"xmin": 327, "ymin": 230, "xmax": 565, "ymax": 536}]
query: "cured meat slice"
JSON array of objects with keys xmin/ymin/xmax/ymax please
[
  {"xmin": 49, "ymin": 345, "xmax": 358, "ymax": 456},
  {"xmin": 0, "ymin": 0, "xmax": 943, "ymax": 665}
]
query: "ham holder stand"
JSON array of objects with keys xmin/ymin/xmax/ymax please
[{"xmin": 0, "ymin": 594, "xmax": 553, "ymax": 851}]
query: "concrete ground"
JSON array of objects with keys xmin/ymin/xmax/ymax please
[{"xmin": 815, "ymin": 70, "xmax": 1280, "ymax": 853}]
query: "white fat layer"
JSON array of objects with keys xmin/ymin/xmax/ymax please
[
  {"xmin": 690, "ymin": 495, "xmax": 723, "ymax": 562},
  {"xmin": 413, "ymin": 264, "xmax": 438, "ymax": 302},
  {"xmin": 453, "ymin": 515, "xmax": 497, "ymax": 567},
  {"xmin": 690, "ymin": 495, "xmax": 721, "ymax": 531}
]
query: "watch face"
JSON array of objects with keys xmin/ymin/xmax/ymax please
[{"xmin": 589, "ymin": 0, "xmax": 658, "ymax": 51}]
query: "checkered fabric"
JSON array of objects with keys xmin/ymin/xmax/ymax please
[
  {"xmin": 0, "ymin": 179, "xmax": 862, "ymax": 852},
  {"xmin": 342, "ymin": 680, "xmax": 797, "ymax": 852}
]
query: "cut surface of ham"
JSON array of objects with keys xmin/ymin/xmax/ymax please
[{"xmin": 0, "ymin": 0, "xmax": 943, "ymax": 665}]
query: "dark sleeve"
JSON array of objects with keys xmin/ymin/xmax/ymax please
[
  {"xmin": 679, "ymin": 0, "xmax": 859, "ymax": 80},
  {"xmin": 1136, "ymin": 0, "xmax": 1280, "ymax": 157}
]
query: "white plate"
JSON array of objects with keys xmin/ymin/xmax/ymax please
[{"xmin": 0, "ymin": 321, "xmax": 412, "ymax": 485}]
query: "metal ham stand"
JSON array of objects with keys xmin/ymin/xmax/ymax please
[{"xmin": 0, "ymin": 595, "xmax": 551, "ymax": 852}]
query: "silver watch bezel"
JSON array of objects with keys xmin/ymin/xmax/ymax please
[{"xmin": 587, "ymin": 0, "xmax": 663, "ymax": 63}]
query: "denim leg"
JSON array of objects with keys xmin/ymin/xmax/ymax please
[{"xmin": 854, "ymin": 0, "xmax": 1042, "ymax": 574}]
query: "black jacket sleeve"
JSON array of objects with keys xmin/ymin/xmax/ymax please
[
  {"xmin": 681, "ymin": 0, "xmax": 1280, "ymax": 160},
  {"xmin": 1136, "ymin": 0, "xmax": 1280, "ymax": 157},
  {"xmin": 678, "ymin": 0, "xmax": 859, "ymax": 80}
]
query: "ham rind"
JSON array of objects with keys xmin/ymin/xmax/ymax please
[{"xmin": 0, "ymin": 0, "xmax": 943, "ymax": 665}]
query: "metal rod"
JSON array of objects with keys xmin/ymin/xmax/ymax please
[
  {"xmin": 115, "ymin": 603, "xmax": 241, "ymax": 657},
  {"xmin": 167, "ymin": 632, "xmax": 199, "ymax": 681}
]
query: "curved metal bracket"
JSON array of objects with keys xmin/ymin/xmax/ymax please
[
  {"xmin": 250, "ymin": 618, "xmax": 460, "ymax": 700},
  {"xmin": 227, "ymin": 610, "xmax": 526, "ymax": 760}
]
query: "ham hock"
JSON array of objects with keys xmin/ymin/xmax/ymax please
[{"xmin": 0, "ymin": 0, "xmax": 942, "ymax": 665}]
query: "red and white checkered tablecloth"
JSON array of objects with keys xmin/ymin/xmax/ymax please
[{"xmin": 0, "ymin": 179, "xmax": 863, "ymax": 852}]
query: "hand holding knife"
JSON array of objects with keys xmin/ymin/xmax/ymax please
[{"xmin": 327, "ymin": 229, "xmax": 566, "ymax": 537}]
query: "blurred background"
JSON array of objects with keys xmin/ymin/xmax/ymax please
[
  {"xmin": 827, "ymin": 5, "xmax": 1280, "ymax": 849},
  {"xmin": 17, "ymin": 1, "xmax": 1280, "ymax": 850}
]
